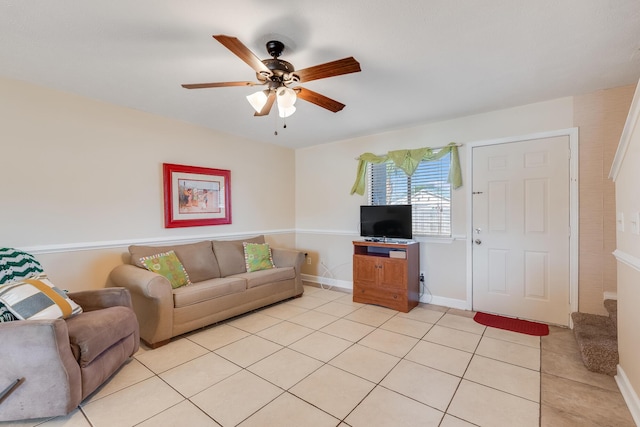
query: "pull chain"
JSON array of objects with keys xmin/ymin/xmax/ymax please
[
  {"xmin": 274, "ymin": 114, "xmax": 289, "ymax": 135},
  {"xmin": 274, "ymin": 107, "xmax": 278, "ymax": 135}
]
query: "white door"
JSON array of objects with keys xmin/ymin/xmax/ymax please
[{"xmin": 472, "ymin": 136, "xmax": 571, "ymax": 326}]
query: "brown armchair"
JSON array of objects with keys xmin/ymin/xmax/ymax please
[{"xmin": 0, "ymin": 287, "xmax": 139, "ymax": 421}]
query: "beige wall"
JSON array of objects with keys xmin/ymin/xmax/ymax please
[
  {"xmin": 295, "ymin": 97, "xmax": 575, "ymax": 306},
  {"xmin": 617, "ymin": 262, "xmax": 640, "ymax": 416},
  {"xmin": 296, "ymin": 85, "xmax": 636, "ymax": 313},
  {"xmin": 0, "ymin": 77, "xmax": 297, "ymax": 291},
  {"xmin": 611, "ymin": 80, "xmax": 640, "ymax": 420},
  {"xmin": 574, "ymin": 85, "xmax": 635, "ymax": 315},
  {"xmin": 2, "ymin": 75, "xmax": 634, "ymax": 316}
]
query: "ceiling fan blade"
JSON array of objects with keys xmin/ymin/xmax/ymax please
[
  {"xmin": 213, "ymin": 35, "xmax": 271, "ymax": 75},
  {"xmin": 296, "ymin": 87, "xmax": 345, "ymax": 113},
  {"xmin": 294, "ymin": 57, "xmax": 361, "ymax": 83},
  {"xmin": 255, "ymin": 91, "xmax": 276, "ymax": 116},
  {"xmin": 181, "ymin": 81, "xmax": 259, "ymax": 89}
]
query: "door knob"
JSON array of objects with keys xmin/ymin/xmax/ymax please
[{"xmin": 475, "ymin": 239, "xmax": 482, "ymax": 245}]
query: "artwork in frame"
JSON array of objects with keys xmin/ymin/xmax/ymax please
[{"xmin": 163, "ymin": 163, "xmax": 231, "ymax": 228}]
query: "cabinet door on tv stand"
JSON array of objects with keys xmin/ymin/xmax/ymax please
[
  {"xmin": 378, "ymin": 258, "xmax": 407, "ymax": 289},
  {"xmin": 353, "ymin": 255, "xmax": 379, "ymax": 287}
]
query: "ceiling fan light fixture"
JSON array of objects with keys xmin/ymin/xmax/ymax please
[
  {"xmin": 278, "ymin": 105, "xmax": 296, "ymax": 118},
  {"xmin": 246, "ymin": 90, "xmax": 269, "ymax": 113},
  {"xmin": 276, "ymin": 86, "xmax": 297, "ymax": 109}
]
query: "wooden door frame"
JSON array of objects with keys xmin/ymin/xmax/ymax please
[{"xmin": 465, "ymin": 128, "xmax": 579, "ymax": 325}]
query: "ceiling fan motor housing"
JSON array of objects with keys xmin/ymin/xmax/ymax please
[
  {"xmin": 266, "ymin": 40, "xmax": 285, "ymax": 58},
  {"xmin": 258, "ymin": 50, "xmax": 299, "ymax": 87}
]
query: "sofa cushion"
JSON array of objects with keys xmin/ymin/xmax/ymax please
[
  {"xmin": 213, "ymin": 235, "xmax": 265, "ymax": 277},
  {"xmin": 230, "ymin": 266, "xmax": 296, "ymax": 289},
  {"xmin": 129, "ymin": 241, "xmax": 221, "ymax": 282},
  {"xmin": 243, "ymin": 242, "xmax": 275, "ymax": 272},
  {"xmin": 66, "ymin": 306, "xmax": 138, "ymax": 367},
  {"xmin": 140, "ymin": 250, "xmax": 191, "ymax": 289},
  {"xmin": 172, "ymin": 277, "xmax": 247, "ymax": 308},
  {"xmin": 0, "ymin": 275, "xmax": 83, "ymax": 320}
]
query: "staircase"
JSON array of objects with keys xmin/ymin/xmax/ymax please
[{"xmin": 571, "ymin": 299, "xmax": 618, "ymax": 376}]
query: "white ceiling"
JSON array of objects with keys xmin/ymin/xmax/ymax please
[{"xmin": 2, "ymin": 1, "xmax": 640, "ymax": 149}]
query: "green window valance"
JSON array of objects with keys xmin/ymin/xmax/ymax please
[{"xmin": 350, "ymin": 142, "xmax": 463, "ymax": 195}]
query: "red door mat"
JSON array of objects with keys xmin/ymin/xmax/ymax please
[{"xmin": 473, "ymin": 312, "xmax": 549, "ymax": 336}]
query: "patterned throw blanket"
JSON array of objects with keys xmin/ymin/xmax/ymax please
[{"xmin": 0, "ymin": 248, "xmax": 44, "ymax": 322}]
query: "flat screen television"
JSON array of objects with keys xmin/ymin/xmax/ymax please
[{"xmin": 360, "ymin": 205, "xmax": 413, "ymax": 240}]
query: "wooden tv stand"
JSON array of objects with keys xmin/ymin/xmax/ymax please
[{"xmin": 352, "ymin": 240, "xmax": 420, "ymax": 313}]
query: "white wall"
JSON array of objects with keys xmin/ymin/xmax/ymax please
[
  {"xmin": 610, "ymin": 81, "xmax": 640, "ymax": 424},
  {"xmin": 295, "ymin": 97, "xmax": 574, "ymax": 305},
  {"xmin": 0, "ymin": 77, "xmax": 297, "ymax": 291},
  {"xmin": 2, "ymin": 74, "xmax": 628, "ymax": 315}
]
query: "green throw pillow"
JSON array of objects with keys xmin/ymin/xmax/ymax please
[
  {"xmin": 140, "ymin": 250, "xmax": 191, "ymax": 289},
  {"xmin": 243, "ymin": 243, "xmax": 275, "ymax": 273}
]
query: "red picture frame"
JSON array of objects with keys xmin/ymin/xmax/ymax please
[{"xmin": 163, "ymin": 163, "xmax": 231, "ymax": 228}]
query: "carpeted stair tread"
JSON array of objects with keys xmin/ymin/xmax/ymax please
[
  {"xmin": 571, "ymin": 311, "xmax": 618, "ymax": 376},
  {"xmin": 571, "ymin": 312, "xmax": 616, "ymax": 331},
  {"xmin": 573, "ymin": 334, "xmax": 618, "ymax": 376},
  {"xmin": 604, "ymin": 299, "xmax": 617, "ymax": 329}
]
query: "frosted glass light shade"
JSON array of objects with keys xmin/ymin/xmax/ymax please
[
  {"xmin": 246, "ymin": 90, "xmax": 268, "ymax": 113},
  {"xmin": 276, "ymin": 87, "xmax": 297, "ymax": 108},
  {"xmin": 278, "ymin": 105, "xmax": 296, "ymax": 118}
]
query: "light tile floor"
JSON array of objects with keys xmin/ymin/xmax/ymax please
[{"xmin": 3, "ymin": 284, "xmax": 636, "ymax": 426}]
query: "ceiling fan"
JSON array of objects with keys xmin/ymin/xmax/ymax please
[{"xmin": 182, "ymin": 35, "xmax": 361, "ymax": 118}]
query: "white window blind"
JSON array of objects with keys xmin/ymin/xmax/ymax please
[{"xmin": 369, "ymin": 152, "xmax": 451, "ymax": 237}]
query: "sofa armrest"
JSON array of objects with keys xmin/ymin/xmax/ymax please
[
  {"xmin": 67, "ymin": 287, "xmax": 133, "ymax": 312},
  {"xmin": 271, "ymin": 248, "xmax": 305, "ymax": 295},
  {"xmin": 107, "ymin": 264, "xmax": 173, "ymax": 346},
  {"xmin": 0, "ymin": 320, "xmax": 81, "ymax": 421},
  {"xmin": 271, "ymin": 248, "xmax": 304, "ymax": 269},
  {"xmin": 108, "ymin": 265, "xmax": 172, "ymax": 299}
]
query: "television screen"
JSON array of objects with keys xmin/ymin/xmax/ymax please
[{"xmin": 360, "ymin": 205, "xmax": 412, "ymax": 240}]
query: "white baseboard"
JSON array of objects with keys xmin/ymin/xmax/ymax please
[
  {"xmin": 604, "ymin": 291, "xmax": 618, "ymax": 301},
  {"xmin": 420, "ymin": 294, "xmax": 470, "ymax": 310},
  {"xmin": 616, "ymin": 365, "xmax": 640, "ymax": 426},
  {"xmin": 301, "ymin": 275, "xmax": 471, "ymax": 311},
  {"xmin": 301, "ymin": 274, "xmax": 352, "ymax": 291}
]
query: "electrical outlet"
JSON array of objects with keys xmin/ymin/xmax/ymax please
[
  {"xmin": 419, "ymin": 271, "xmax": 425, "ymax": 282},
  {"xmin": 306, "ymin": 257, "xmax": 312, "ymax": 265}
]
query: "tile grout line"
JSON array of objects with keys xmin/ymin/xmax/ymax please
[{"xmin": 75, "ymin": 290, "xmax": 545, "ymax": 427}]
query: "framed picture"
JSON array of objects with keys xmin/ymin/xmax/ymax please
[{"xmin": 163, "ymin": 163, "xmax": 231, "ymax": 228}]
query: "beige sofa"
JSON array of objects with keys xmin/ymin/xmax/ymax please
[{"xmin": 108, "ymin": 235, "xmax": 304, "ymax": 347}]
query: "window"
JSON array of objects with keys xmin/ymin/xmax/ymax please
[{"xmin": 369, "ymin": 152, "xmax": 451, "ymax": 236}]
